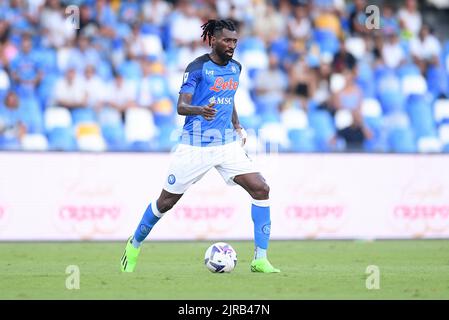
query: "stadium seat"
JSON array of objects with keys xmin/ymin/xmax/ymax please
[
  {"xmin": 396, "ymin": 63, "xmax": 420, "ymax": 79},
  {"xmin": 406, "ymin": 94, "xmax": 436, "ymax": 138},
  {"xmin": 433, "ymin": 99, "xmax": 449, "ymax": 124},
  {"xmin": 259, "ymin": 122, "xmax": 289, "ymax": 151},
  {"xmin": 124, "ymin": 107, "xmax": 158, "ymax": 143},
  {"xmin": 334, "ymin": 109, "xmax": 353, "ymax": 130},
  {"xmin": 287, "ymin": 128, "xmax": 316, "ymax": 152},
  {"xmin": 308, "ymin": 110, "xmax": 335, "ymax": 151},
  {"xmin": 378, "ymin": 91, "xmax": 404, "ymax": 114},
  {"xmin": 417, "ymin": 136, "xmax": 442, "ymax": 153},
  {"xmin": 361, "ymin": 98, "xmax": 382, "ymax": 118},
  {"xmin": 388, "ymin": 127, "xmax": 416, "ymax": 153},
  {"xmin": 438, "ymin": 124, "xmax": 449, "ymax": 146},
  {"xmin": 21, "ymin": 134, "xmax": 49, "ymax": 151},
  {"xmin": 330, "ymin": 73, "xmax": 346, "ymax": 93},
  {"xmin": 313, "ymin": 30, "xmax": 340, "ymax": 55},
  {"xmin": 44, "ymin": 107, "xmax": 72, "ymax": 131},
  {"xmin": 71, "ymin": 108, "xmax": 97, "ymax": 125},
  {"xmin": 76, "ymin": 123, "xmax": 107, "ymax": 152},
  {"xmin": 280, "ymin": 108, "xmax": 308, "ymax": 130},
  {"xmin": 401, "ymin": 74, "xmax": 428, "ymax": 97},
  {"xmin": 426, "ymin": 65, "xmax": 448, "ymax": 98},
  {"xmin": 344, "ymin": 37, "xmax": 366, "ymax": 60},
  {"xmin": 47, "ymin": 127, "xmax": 77, "ymax": 151}
]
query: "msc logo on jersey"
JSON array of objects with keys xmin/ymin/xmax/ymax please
[
  {"xmin": 168, "ymin": 174, "xmax": 176, "ymax": 185},
  {"xmin": 210, "ymin": 77, "xmax": 239, "ymax": 92},
  {"xmin": 183, "ymin": 72, "xmax": 189, "ymax": 84}
]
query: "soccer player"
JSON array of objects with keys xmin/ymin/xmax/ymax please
[{"xmin": 121, "ymin": 19, "xmax": 280, "ymax": 273}]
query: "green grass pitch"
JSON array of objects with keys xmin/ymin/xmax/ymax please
[{"xmin": 1, "ymin": 240, "xmax": 448, "ymax": 299}]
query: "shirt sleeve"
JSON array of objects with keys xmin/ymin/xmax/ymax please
[{"xmin": 179, "ymin": 62, "xmax": 202, "ymax": 94}]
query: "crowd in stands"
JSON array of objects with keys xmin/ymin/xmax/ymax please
[{"xmin": 1, "ymin": 0, "xmax": 449, "ymax": 153}]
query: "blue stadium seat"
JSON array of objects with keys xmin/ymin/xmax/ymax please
[
  {"xmin": 47, "ymin": 127, "xmax": 77, "ymax": 151},
  {"xmin": 287, "ymin": 128, "xmax": 316, "ymax": 152},
  {"xmin": 308, "ymin": 111, "xmax": 335, "ymax": 151},
  {"xmin": 378, "ymin": 91, "xmax": 404, "ymax": 114},
  {"xmin": 406, "ymin": 94, "xmax": 436, "ymax": 138},
  {"xmin": 71, "ymin": 108, "xmax": 97, "ymax": 125},
  {"xmin": 363, "ymin": 117, "xmax": 388, "ymax": 152},
  {"xmin": 426, "ymin": 65, "xmax": 448, "ymax": 98},
  {"xmin": 20, "ymin": 95, "xmax": 44, "ymax": 133},
  {"xmin": 101, "ymin": 124, "xmax": 126, "ymax": 151},
  {"xmin": 312, "ymin": 30, "xmax": 340, "ymax": 55},
  {"xmin": 388, "ymin": 127, "xmax": 416, "ymax": 153},
  {"xmin": 396, "ymin": 63, "xmax": 420, "ymax": 79}
]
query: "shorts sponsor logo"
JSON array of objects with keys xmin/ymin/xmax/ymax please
[{"xmin": 168, "ymin": 174, "xmax": 176, "ymax": 185}]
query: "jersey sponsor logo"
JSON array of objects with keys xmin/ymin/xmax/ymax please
[
  {"xmin": 215, "ymin": 97, "xmax": 233, "ymax": 105},
  {"xmin": 205, "ymin": 69, "xmax": 214, "ymax": 76},
  {"xmin": 183, "ymin": 72, "xmax": 189, "ymax": 84},
  {"xmin": 209, "ymin": 77, "xmax": 239, "ymax": 92}
]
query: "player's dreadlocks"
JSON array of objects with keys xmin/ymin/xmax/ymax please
[{"xmin": 201, "ymin": 19, "xmax": 237, "ymax": 46}]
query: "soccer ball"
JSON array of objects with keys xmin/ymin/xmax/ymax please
[{"xmin": 204, "ymin": 242, "xmax": 237, "ymax": 273}]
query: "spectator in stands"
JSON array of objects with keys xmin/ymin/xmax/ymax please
[
  {"xmin": 10, "ymin": 33, "xmax": 42, "ymax": 94},
  {"xmin": 40, "ymin": 0, "xmax": 76, "ymax": 48},
  {"xmin": 0, "ymin": 91, "xmax": 26, "ymax": 147},
  {"xmin": 381, "ymin": 3, "xmax": 400, "ymax": 37},
  {"xmin": 287, "ymin": 1, "xmax": 311, "ymax": 42},
  {"xmin": 398, "ymin": 0, "xmax": 422, "ymax": 39},
  {"xmin": 253, "ymin": 53, "xmax": 288, "ymax": 114},
  {"xmin": 331, "ymin": 68, "xmax": 363, "ymax": 115},
  {"xmin": 106, "ymin": 69, "xmax": 138, "ymax": 119},
  {"xmin": 381, "ymin": 31, "xmax": 406, "ymax": 69},
  {"xmin": 84, "ymin": 64, "xmax": 106, "ymax": 111},
  {"xmin": 332, "ymin": 39, "xmax": 356, "ymax": 73},
  {"xmin": 348, "ymin": 0, "xmax": 369, "ymax": 36},
  {"xmin": 314, "ymin": 3, "xmax": 342, "ymax": 37},
  {"xmin": 410, "ymin": 24, "xmax": 442, "ymax": 75},
  {"xmin": 312, "ymin": 55, "xmax": 333, "ymax": 110},
  {"xmin": 52, "ymin": 67, "xmax": 87, "ymax": 110},
  {"xmin": 332, "ymin": 108, "xmax": 373, "ymax": 151},
  {"xmin": 142, "ymin": 0, "xmax": 172, "ymax": 27},
  {"xmin": 253, "ymin": 1, "xmax": 286, "ymax": 45},
  {"xmin": 170, "ymin": 0, "xmax": 203, "ymax": 47}
]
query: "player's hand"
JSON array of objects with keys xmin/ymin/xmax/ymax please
[
  {"xmin": 201, "ymin": 102, "xmax": 216, "ymax": 121},
  {"xmin": 235, "ymin": 127, "xmax": 247, "ymax": 146}
]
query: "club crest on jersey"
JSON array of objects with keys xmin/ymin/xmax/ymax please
[
  {"xmin": 210, "ymin": 77, "xmax": 238, "ymax": 92},
  {"xmin": 231, "ymin": 65, "xmax": 237, "ymax": 73}
]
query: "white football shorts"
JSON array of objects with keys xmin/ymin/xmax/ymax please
[{"xmin": 163, "ymin": 141, "xmax": 258, "ymax": 194}]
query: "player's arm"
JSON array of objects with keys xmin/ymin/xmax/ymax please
[
  {"xmin": 177, "ymin": 93, "xmax": 216, "ymax": 121},
  {"xmin": 232, "ymin": 103, "xmax": 247, "ymax": 146}
]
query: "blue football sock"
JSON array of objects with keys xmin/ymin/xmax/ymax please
[
  {"xmin": 132, "ymin": 201, "xmax": 162, "ymax": 248},
  {"xmin": 251, "ymin": 199, "xmax": 271, "ymax": 259}
]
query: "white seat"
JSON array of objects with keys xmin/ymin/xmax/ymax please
[
  {"xmin": 434, "ymin": 99, "xmax": 449, "ymax": 123},
  {"xmin": 124, "ymin": 108, "xmax": 157, "ymax": 142},
  {"xmin": 335, "ymin": 109, "xmax": 353, "ymax": 130},
  {"xmin": 77, "ymin": 135, "xmax": 107, "ymax": 152},
  {"xmin": 401, "ymin": 74, "xmax": 428, "ymax": 97},
  {"xmin": 438, "ymin": 124, "xmax": 449, "ymax": 145},
  {"xmin": 330, "ymin": 73, "xmax": 346, "ymax": 93},
  {"xmin": 44, "ymin": 106, "xmax": 72, "ymax": 130},
  {"xmin": 21, "ymin": 134, "xmax": 49, "ymax": 151},
  {"xmin": 417, "ymin": 136, "xmax": 442, "ymax": 153},
  {"xmin": 259, "ymin": 122, "xmax": 289, "ymax": 147},
  {"xmin": 281, "ymin": 108, "xmax": 308, "ymax": 130},
  {"xmin": 361, "ymin": 98, "xmax": 382, "ymax": 118},
  {"xmin": 344, "ymin": 37, "xmax": 366, "ymax": 60}
]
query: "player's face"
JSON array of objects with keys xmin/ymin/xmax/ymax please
[{"xmin": 212, "ymin": 29, "xmax": 238, "ymax": 61}]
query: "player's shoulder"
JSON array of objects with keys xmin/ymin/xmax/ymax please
[
  {"xmin": 185, "ymin": 54, "xmax": 210, "ymax": 73},
  {"xmin": 230, "ymin": 59, "xmax": 242, "ymax": 72}
]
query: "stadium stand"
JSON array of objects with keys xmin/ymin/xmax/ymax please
[{"xmin": 0, "ymin": 0, "xmax": 448, "ymax": 153}]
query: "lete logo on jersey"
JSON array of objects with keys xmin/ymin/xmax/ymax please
[{"xmin": 210, "ymin": 77, "xmax": 238, "ymax": 92}]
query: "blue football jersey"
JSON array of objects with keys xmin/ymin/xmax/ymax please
[{"xmin": 179, "ymin": 54, "xmax": 242, "ymax": 147}]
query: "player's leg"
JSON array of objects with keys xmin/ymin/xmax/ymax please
[
  {"xmin": 121, "ymin": 144, "xmax": 214, "ymax": 272},
  {"xmin": 121, "ymin": 190, "xmax": 183, "ymax": 272},
  {"xmin": 233, "ymin": 173, "xmax": 280, "ymax": 273}
]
